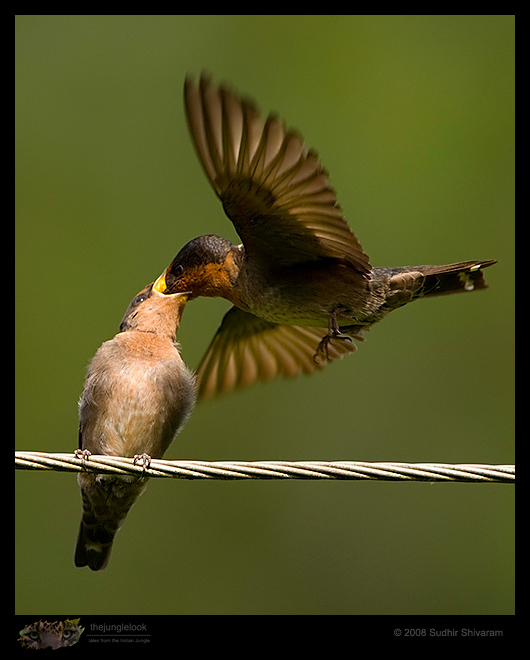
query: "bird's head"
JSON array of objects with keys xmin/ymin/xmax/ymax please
[
  {"xmin": 119, "ymin": 282, "xmax": 189, "ymax": 339},
  {"xmin": 153, "ymin": 235, "xmax": 240, "ymax": 300}
]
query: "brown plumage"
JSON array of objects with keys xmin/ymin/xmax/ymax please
[
  {"xmin": 75, "ymin": 278, "xmax": 195, "ymax": 571},
  {"xmin": 157, "ymin": 74, "xmax": 496, "ymax": 400}
]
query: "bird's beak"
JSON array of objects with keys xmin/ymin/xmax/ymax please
[
  {"xmin": 153, "ymin": 269, "xmax": 169, "ymax": 293},
  {"xmin": 152, "ymin": 268, "xmax": 191, "ymax": 300}
]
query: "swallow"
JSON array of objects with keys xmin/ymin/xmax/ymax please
[
  {"xmin": 156, "ymin": 74, "xmax": 496, "ymax": 400},
  {"xmin": 75, "ymin": 274, "xmax": 195, "ymax": 571}
]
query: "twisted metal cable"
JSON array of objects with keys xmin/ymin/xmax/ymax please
[{"xmin": 15, "ymin": 451, "xmax": 515, "ymax": 483}]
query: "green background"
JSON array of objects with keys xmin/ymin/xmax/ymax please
[{"xmin": 16, "ymin": 15, "xmax": 514, "ymax": 615}]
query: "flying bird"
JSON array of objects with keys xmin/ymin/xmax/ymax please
[{"xmin": 156, "ymin": 74, "xmax": 495, "ymax": 400}]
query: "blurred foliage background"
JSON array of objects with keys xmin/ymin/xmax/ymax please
[{"xmin": 16, "ymin": 15, "xmax": 514, "ymax": 615}]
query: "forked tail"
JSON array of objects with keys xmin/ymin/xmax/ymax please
[{"xmin": 377, "ymin": 259, "xmax": 497, "ymax": 310}]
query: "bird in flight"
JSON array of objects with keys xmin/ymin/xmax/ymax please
[{"xmin": 155, "ymin": 74, "xmax": 495, "ymax": 400}]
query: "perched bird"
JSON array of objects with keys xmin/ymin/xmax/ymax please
[
  {"xmin": 75, "ymin": 273, "xmax": 195, "ymax": 571},
  {"xmin": 157, "ymin": 74, "xmax": 496, "ymax": 400}
]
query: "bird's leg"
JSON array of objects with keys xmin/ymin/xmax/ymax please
[{"xmin": 314, "ymin": 309, "xmax": 353, "ymax": 362}]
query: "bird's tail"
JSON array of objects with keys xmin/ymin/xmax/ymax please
[
  {"xmin": 74, "ymin": 474, "xmax": 148, "ymax": 571},
  {"xmin": 376, "ymin": 259, "xmax": 497, "ymax": 311}
]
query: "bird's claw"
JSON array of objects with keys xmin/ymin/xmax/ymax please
[
  {"xmin": 74, "ymin": 449, "xmax": 92, "ymax": 470},
  {"xmin": 313, "ymin": 330, "xmax": 352, "ymax": 363},
  {"xmin": 133, "ymin": 453, "xmax": 152, "ymax": 475}
]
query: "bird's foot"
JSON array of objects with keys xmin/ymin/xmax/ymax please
[
  {"xmin": 314, "ymin": 331, "xmax": 353, "ymax": 362},
  {"xmin": 133, "ymin": 453, "xmax": 152, "ymax": 475},
  {"xmin": 74, "ymin": 449, "xmax": 92, "ymax": 469},
  {"xmin": 313, "ymin": 311, "xmax": 353, "ymax": 363}
]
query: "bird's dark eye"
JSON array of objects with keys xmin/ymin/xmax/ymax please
[
  {"xmin": 128, "ymin": 284, "xmax": 153, "ymax": 312},
  {"xmin": 170, "ymin": 264, "xmax": 184, "ymax": 278},
  {"xmin": 165, "ymin": 263, "xmax": 184, "ymax": 290},
  {"xmin": 132, "ymin": 292, "xmax": 149, "ymax": 307}
]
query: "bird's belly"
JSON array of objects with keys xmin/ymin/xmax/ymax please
[
  {"xmin": 239, "ymin": 267, "xmax": 374, "ymax": 327},
  {"xmin": 245, "ymin": 292, "xmax": 330, "ymax": 326}
]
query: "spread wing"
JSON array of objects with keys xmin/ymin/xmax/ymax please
[
  {"xmin": 185, "ymin": 74, "xmax": 371, "ymax": 276},
  {"xmin": 196, "ymin": 306, "xmax": 364, "ymax": 400}
]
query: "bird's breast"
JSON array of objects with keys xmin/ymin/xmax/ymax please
[{"xmin": 78, "ymin": 332, "xmax": 196, "ymax": 459}]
